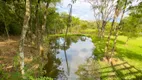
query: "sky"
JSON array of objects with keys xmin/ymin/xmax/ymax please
[
  {"xmin": 56, "ymin": 0, "xmax": 141, "ymax": 21},
  {"xmin": 56, "ymin": 0, "xmax": 95, "ymax": 21}
]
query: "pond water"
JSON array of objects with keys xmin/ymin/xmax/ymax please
[{"xmin": 43, "ymin": 36, "xmax": 100, "ymax": 80}]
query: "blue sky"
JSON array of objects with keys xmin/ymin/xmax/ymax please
[{"xmin": 56, "ymin": 0, "xmax": 140, "ymax": 21}]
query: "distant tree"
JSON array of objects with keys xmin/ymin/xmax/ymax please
[
  {"xmin": 80, "ymin": 23, "xmax": 88, "ymax": 30},
  {"xmin": 121, "ymin": 16, "xmax": 141, "ymax": 45},
  {"xmin": 88, "ymin": 0, "xmax": 116, "ymax": 38},
  {"xmin": 0, "ymin": 1, "xmax": 14, "ymax": 39}
]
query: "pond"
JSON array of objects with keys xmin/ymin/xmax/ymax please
[{"xmin": 43, "ymin": 36, "xmax": 100, "ymax": 80}]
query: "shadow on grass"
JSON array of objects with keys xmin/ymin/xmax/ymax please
[
  {"xmin": 100, "ymin": 62, "xmax": 142, "ymax": 80},
  {"xmin": 92, "ymin": 37, "xmax": 126, "ymax": 60},
  {"xmin": 91, "ymin": 37, "xmax": 142, "ymax": 79},
  {"xmin": 92, "ymin": 37, "xmax": 105, "ymax": 60},
  {"xmin": 116, "ymin": 48, "xmax": 142, "ymax": 61}
]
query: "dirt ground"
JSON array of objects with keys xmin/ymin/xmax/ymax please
[{"xmin": 0, "ymin": 36, "xmax": 38, "ymax": 72}]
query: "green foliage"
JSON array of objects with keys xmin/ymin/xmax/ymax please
[
  {"xmin": 80, "ymin": 23, "xmax": 87, "ymax": 29},
  {"xmin": 120, "ymin": 2, "xmax": 142, "ymax": 38},
  {"xmin": 0, "ymin": 65, "xmax": 22, "ymax": 80},
  {"xmin": 9, "ymin": 23, "xmax": 22, "ymax": 35},
  {"xmin": 76, "ymin": 58, "xmax": 100, "ymax": 80},
  {"xmin": 28, "ymin": 76, "xmax": 53, "ymax": 80},
  {"xmin": 0, "ymin": 0, "xmax": 24, "ymax": 35},
  {"xmin": 13, "ymin": 53, "xmax": 20, "ymax": 68},
  {"xmin": 35, "ymin": 77, "xmax": 53, "ymax": 80},
  {"xmin": 121, "ymin": 16, "xmax": 140, "ymax": 38}
]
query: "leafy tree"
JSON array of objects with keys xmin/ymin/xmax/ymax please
[{"xmin": 121, "ymin": 16, "xmax": 141, "ymax": 44}]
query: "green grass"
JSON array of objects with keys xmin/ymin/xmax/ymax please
[
  {"xmin": 48, "ymin": 33, "xmax": 86, "ymax": 37},
  {"xmin": 89, "ymin": 35, "xmax": 142, "ymax": 80},
  {"xmin": 116, "ymin": 36, "xmax": 142, "ymax": 70}
]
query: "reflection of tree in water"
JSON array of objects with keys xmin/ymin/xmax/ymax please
[
  {"xmin": 43, "ymin": 47, "xmax": 62, "ymax": 78},
  {"xmin": 76, "ymin": 58, "xmax": 100, "ymax": 80},
  {"xmin": 43, "ymin": 37, "xmax": 64, "ymax": 79},
  {"xmin": 80, "ymin": 36, "xmax": 87, "ymax": 41},
  {"xmin": 54, "ymin": 36, "xmax": 81, "ymax": 50}
]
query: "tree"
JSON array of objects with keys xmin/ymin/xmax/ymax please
[
  {"xmin": 0, "ymin": 0, "xmax": 14, "ymax": 39},
  {"xmin": 104, "ymin": 0, "xmax": 122, "ymax": 60},
  {"xmin": 19, "ymin": 0, "xmax": 30, "ymax": 77},
  {"xmin": 88, "ymin": 0, "xmax": 116, "ymax": 38},
  {"xmin": 110, "ymin": 0, "xmax": 134, "ymax": 60},
  {"xmin": 121, "ymin": 16, "xmax": 141, "ymax": 45},
  {"xmin": 104, "ymin": 0, "xmax": 134, "ymax": 61}
]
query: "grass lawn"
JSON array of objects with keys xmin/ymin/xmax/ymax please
[
  {"xmin": 116, "ymin": 36, "xmax": 142, "ymax": 70},
  {"xmin": 89, "ymin": 35, "xmax": 142, "ymax": 80}
]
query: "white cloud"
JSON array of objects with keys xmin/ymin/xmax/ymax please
[{"xmin": 56, "ymin": 0, "xmax": 94, "ymax": 21}]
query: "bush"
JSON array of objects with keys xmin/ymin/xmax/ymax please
[
  {"xmin": 9, "ymin": 23, "xmax": 22, "ymax": 35},
  {"xmin": 29, "ymin": 77, "xmax": 53, "ymax": 80}
]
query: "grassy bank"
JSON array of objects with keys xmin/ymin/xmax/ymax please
[{"xmin": 89, "ymin": 35, "xmax": 142, "ymax": 79}]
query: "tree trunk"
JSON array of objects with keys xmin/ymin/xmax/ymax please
[
  {"xmin": 2, "ymin": 14, "xmax": 10, "ymax": 40},
  {"xmin": 104, "ymin": 0, "xmax": 120, "ymax": 60},
  {"xmin": 125, "ymin": 37, "xmax": 129, "ymax": 45},
  {"xmin": 63, "ymin": 4, "xmax": 72, "ymax": 76},
  {"xmin": 19, "ymin": 0, "xmax": 30, "ymax": 76},
  {"xmin": 4, "ymin": 24, "xmax": 9, "ymax": 40},
  {"xmin": 64, "ymin": 4, "xmax": 72, "ymax": 41},
  {"xmin": 104, "ymin": 15, "xmax": 116, "ymax": 58},
  {"xmin": 100, "ymin": 20, "xmax": 107, "ymax": 39},
  {"xmin": 35, "ymin": 0, "xmax": 40, "ymax": 48},
  {"xmin": 39, "ymin": 2, "xmax": 50, "ymax": 57},
  {"xmin": 96, "ymin": 22, "xmax": 101, "ymax": 38},
  {"xmin": 63, "ymin": 45, "xmax": 70, "ymax": 76},
  {"xmin": 110, "ymin": 0, "xmax": 127, "ymax": 59}
]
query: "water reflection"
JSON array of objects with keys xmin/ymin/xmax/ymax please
[
  {"xmin": 43, "ymin": 43, "xmax": 63, "ymax": 78},
  {"xmin": 43, "ymin": 36, "xmax": 97, "ymax": 79},
  {"xmin": 76, "ymin": 58, "xmax": 100, "ymax": 80}
]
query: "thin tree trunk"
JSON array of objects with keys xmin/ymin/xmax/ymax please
[
  {"xmin": 97, "ymin": 23, "xmax": 101, "ymax": 38},
  {"xmin": 125, "ymin": 37, "xmax": 129, "ymax": 45},
  {"xmin": 63, "ymin": 45, "xmax": 70, "ymax": 76},
  {"xmin": 1, "ymin": 14, "xmax": 10, "ymax": 40},
  {"xmin": 27, "ymin": 0, "xmax": 35, "ymax": 46},
  {"xmin": 101, "ymin": 20, "xmax": 107, "ymax": 39},
  {"xmin": 104, "ymin": 15, "xmax": 116, "ymax": 58},
  {"xmin": 35, "ymin": 0, "xmax": 40, "ymax": 48},
  {"xmin": 4, "ymin": 24, "xmax": 9, "ymax": 40},
  {"xmin": 110, "ymin": 0, "xmax": 127, "ymax": 59},
  {"xmin": 19, "ymin": 0, "xmax": 30, "ymax": 76},
  {"xmin": 63, "ymin": 4, "xmax": 72, "ymax": 76},
  {"xmin": 65, "ymin": 4, "xmax": 72, "ymax": 39},
  {"xmin": 39, "ymin": 1, "xmax": 50, "ymax": 58}
]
